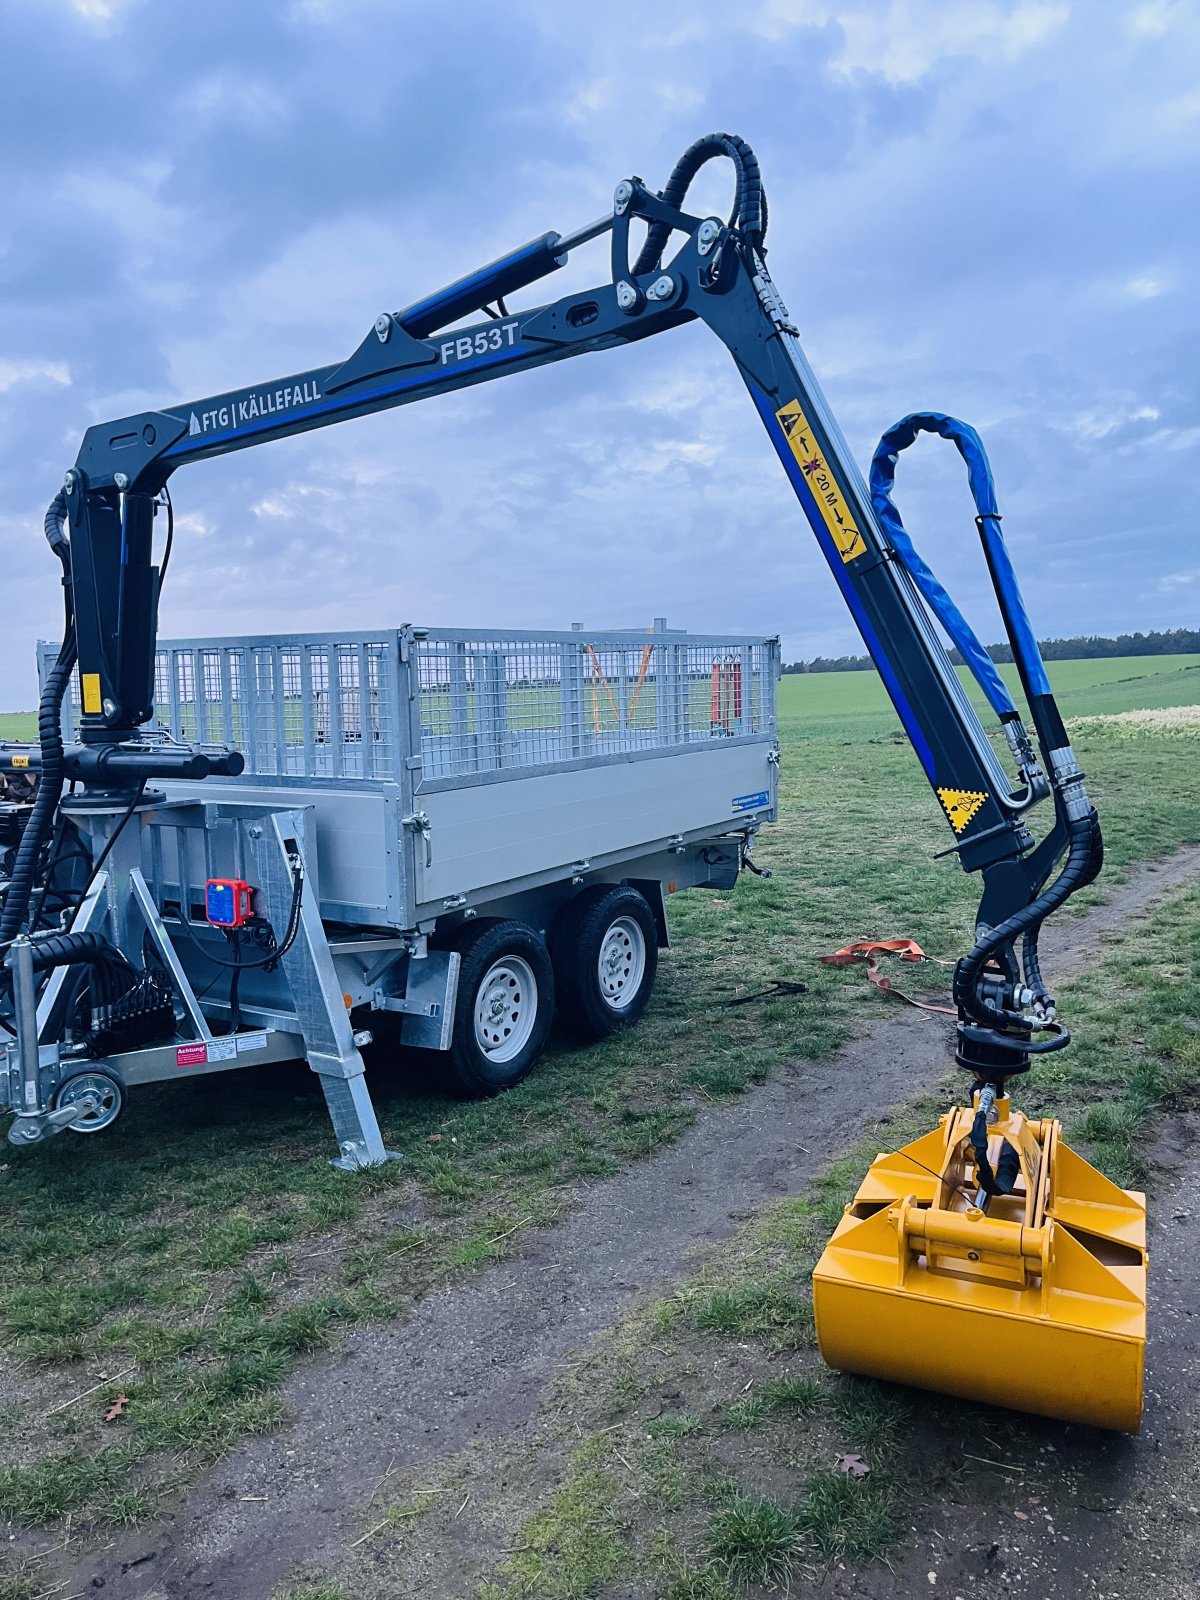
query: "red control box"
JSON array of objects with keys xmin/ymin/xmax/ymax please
[{"xmin": 205, "ymin": 878, "xmax": 256, "ymax": 928}]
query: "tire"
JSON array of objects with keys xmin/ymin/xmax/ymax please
[
  {"xmin": 442, "ymin": 920, "xmax": 555, "ymax": 1097},
  {"xmin": 52, "ymin": 1068, "xmax": 125, "ymax": 1133},
  {"xmin": 552, "ymin": 885, "xmax": 658, "ymax": 1042}
]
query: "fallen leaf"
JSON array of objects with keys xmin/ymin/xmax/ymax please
[
  {"xmin": 836, "ymin": 1453, "xmax": 869, "ymax": 1477},
  {"xmin": 104, "ymin": 1394, "xmax": 129, "ymax": 1422},
  {"xmin": 427, "ymin": 1134, "xmax": 443, "ymax": 1144},
  {"xmin": 1014, "ymin": 1509, "xmax": 1029, "ymax": 1520}
]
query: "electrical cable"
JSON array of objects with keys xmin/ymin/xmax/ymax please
[
  {"xmin": 158, "ymin": 484, "xmax": 174, "ymax": 586},
  {"xmin": 226, "ymin": 931, "xmax": 243, "ymax": 1033}
]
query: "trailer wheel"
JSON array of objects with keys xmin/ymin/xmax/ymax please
[
  {"xmin": 553, "ymin": 885, "xmax": 658, "ymax": 1041},
  {"xmin": 52, "ymin": 1068, "xmax": 125, "ymax": 1133},
  {"xmin": 443, "ymin": 920, "xmax": 555, "ymax": 1097}
]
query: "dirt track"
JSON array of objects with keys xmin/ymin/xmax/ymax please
[{"xmin": 57, "ymin": 846, "xmax": 1200, "ymax": 1598}]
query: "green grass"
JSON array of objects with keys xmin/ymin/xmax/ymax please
[
  {"xmin": 777, "ymin": 653, "xmax": 1200, "ymax": 725},
  {"xmin": 478, "ymin": 1463, "xmax": 629, "ymax": 1600},
  {"xmin": 2, "ymin": 659, "xmax": 1199, "ymax": 1546},
  {"xmin": 706, "ymin": 1493, "xmax": 807, "ymax": 1588},
  {"xmin": 0, "ymin": 711, "xmax": 35, "ymax": 741}
]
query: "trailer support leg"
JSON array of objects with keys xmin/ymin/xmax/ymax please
[
  {"xmin": 311, "ymin": 1065, "xmax": 394, "ymax": 1171},
  {"xmin": 250, "ymin": 810, "xmax": 398, "ymax": 1170}
]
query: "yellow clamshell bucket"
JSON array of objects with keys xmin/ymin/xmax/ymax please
[{"xmin": 812, "ymin": 1095, "xmax": 1146, "ymax": 1433}]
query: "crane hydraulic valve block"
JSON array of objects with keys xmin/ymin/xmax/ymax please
[{"xmin": 812, "ymin": 1095, "xmax": 1146, "ymax": 1433}]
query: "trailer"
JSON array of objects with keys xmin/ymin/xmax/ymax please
[{"xmin": 9, "ymin": 620, "xmax": 778, "ymax": 1165}]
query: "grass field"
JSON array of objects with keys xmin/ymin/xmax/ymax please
[{"xmin": 1, "ymin": 653, "xmax": 1199, "ymax": 1555}]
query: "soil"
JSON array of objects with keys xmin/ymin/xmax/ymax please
[{"xmin": 44, "ymin": 845, "xmax": 1200, "ymax": 1598}]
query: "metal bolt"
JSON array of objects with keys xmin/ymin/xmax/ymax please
[
  {"xmin": 374, "ymin": 314, "xmax": 391, "ymax": 343},
  {"xmin": 613, "ymin": 180, "xmax": 633, "ymax": 216},
  {"xmin": 63, "ymin": 470, "xmax": 77, "ymax": 493},
  {"xmin": 646, "ymin": 274, "xmax": 674, "ymax": 301},
  {"xmin": 101, "ymin": 698, "xmax": 116, "ymax": 718},
  {"xmin": 113, "ymin": 473, "xmax": 129, "ymax": 491},
  {"xmin": 697, "ymin": 217, "xmax": 722, "ymax": 256},
  {"xmin": 616, "ymin": 281, "xmax": 639, "ymax": 311}
]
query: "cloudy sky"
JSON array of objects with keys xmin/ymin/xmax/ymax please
[{"xmin": 0, "ymin": 0, "xmax": 1196, "ymax": 705}]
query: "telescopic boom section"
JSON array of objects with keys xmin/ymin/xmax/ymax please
[{"xmin": 26, "ymin": 132, "xmax": 1098, "ymax": 1079}]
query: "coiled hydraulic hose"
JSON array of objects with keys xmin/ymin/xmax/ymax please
[
  {"xmin": 633, "ymin": 131, "xmax": 768, "ymax": 278},
  {"xmin": 0, "ymin": 493, "xmax": 76, "ymax": 943},
  {"xmin": 953, "ymin": 805, "xmax": 1103, "ymax": 1032},
  {"xmin": 22, "ymin": 929, "xmax": 131, "ymax": 979}
]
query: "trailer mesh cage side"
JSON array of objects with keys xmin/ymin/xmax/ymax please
[{"xmin": 43, "ymin": 624, "xmax": 777, "ymax": 786}]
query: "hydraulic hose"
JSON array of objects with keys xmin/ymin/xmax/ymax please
[
  {"xmin": 1019, "ymin": 816, "xmax": 1104, "ymax": 1004},
  {"xmin": 954, "ymin": 807, "xmax": 1103, "ymax": 1031},
  {"xmin": 633, "ymin": 132, "xmax": 768, "ymax": 278},
  {"xmin": 22, "ymin": 929, "xmax": 131, "ymax": 979},
  {"xmin": 0, "ymin": 493, "xmax": 76, "ymax": 942}
]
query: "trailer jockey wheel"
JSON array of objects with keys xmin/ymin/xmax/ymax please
[
  {"xmin": 443, "ymin": 920, "xmax": 555, "ymax": 1097},
  {"xmin": 552, "ymin": 884, "xmax": 659, "ymax": 1041},
  {"xmin": 52, "ymin": 1068, "xmax": 125, "ymax": 1133}
]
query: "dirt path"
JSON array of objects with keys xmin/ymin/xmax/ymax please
[{"xmin": 58, "ymin": 846, "xmax": 1200, "ymax": 1598}]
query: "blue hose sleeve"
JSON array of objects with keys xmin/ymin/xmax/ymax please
[{"xmin": 870, "ymin": 413, "xmax": 1017, "ymax": 717}]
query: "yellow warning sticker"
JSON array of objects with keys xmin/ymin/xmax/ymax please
[
  {"xmin": 937, "ymin": 787, "xmax": 988, "ymax": 835},
  {"xmin": 776, "ymin": 399, "xmax": 867, "ymax": 563},
  {"xmin": 11, "ymin": 754, "xmax": 29, "ymax": 768},
  {"xmin": 81, "ymin": 673, "xmax": 102, "ymax": 714}
]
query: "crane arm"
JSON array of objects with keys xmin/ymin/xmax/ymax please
[{"xmin": 5, "ymin": 132, "xmax": 1101, "ymax": 1086}]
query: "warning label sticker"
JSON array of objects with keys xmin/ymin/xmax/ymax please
[
  {"xmin": 937, "ymin": 787, "xmax": 988, "ymax": 835},
  {"xmin": 775, "ymin": 400, "xmax": 867, "ymax": 564},
  {"xmin": 176, "ymin": 1043, "xmax": 207, "ymax": 1067}
]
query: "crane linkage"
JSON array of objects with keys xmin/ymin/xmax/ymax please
[{"xmin": 1, "ymin": 133, "xmax": 1142, "ymax": 1430}]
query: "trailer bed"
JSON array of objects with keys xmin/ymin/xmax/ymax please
[{"xmin": 49, "ymin": 621, "xmax": 780, "ymax": 930}]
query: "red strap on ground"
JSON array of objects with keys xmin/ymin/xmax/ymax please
[
  {"xmin": 821, "ymin": 940, "xmax": 958, "ymax": 1017},
  {"xmin": 821, "ymin": 938, "xmax": 930, "ymax": 965}
]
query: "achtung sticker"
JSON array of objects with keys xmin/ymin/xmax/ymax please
[
  {"xmin": 776, "ymin": 399, "xmax": 866, "ymax": 563},
  {"xmin": 81, "ymin": 673, "xmax": 102, "ymax": 714},
  {"xmin": 937, "ymin": 787, "xmax": 988, "ymax": 835}
]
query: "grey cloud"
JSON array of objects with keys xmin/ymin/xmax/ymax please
[{"xmin": 0, "ymin": 0, "xmax": 1196, "ymax": 706}]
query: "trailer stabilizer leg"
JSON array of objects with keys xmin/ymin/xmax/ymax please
[
  {"xmin": 309, "ymin": 1060, "xmax": 398, "ymax": 1171},
  {"xmin": 812, "ymin": 1093, "xmax": 1146, "ymax": 1433}
]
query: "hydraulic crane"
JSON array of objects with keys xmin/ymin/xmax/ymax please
[{"xmin": 0, "ymin": 133, "xmax": 1145, "ymax": 1430}]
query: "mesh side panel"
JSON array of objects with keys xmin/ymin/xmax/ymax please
[
  {"xmin": 45, "ymin": 630, "xmax": 772, "ymax": 785},
  {"xmin": 147, "ymin": 636, "xmax": 400, "ymax": 779},
  {"xmin": 415, "ymin": 634, "xmax": 772, "ymax": 781}
]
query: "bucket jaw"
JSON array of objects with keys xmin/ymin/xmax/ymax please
[{"xmin": 812, "ymin": 1095, "xmax": 1146, "ymax": 1433}]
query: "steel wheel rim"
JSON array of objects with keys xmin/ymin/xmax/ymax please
[
  {"xmin": 56, "ymin": 1073, "xmax": 121, "ymax": 1132},
  {"xmin": 473, "ymin": 956, "xmax": 538, "ymax": 1063},
  {"xmin": 597, "ymin": 915, "xmax": 646, "ymax": 1011}
]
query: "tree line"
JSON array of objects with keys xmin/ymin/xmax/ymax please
[{"xmin": 784, "ymin": 627, "xmax": 1200, "ymax": 675}]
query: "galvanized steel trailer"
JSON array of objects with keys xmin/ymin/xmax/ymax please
[{"xmin": 16, "ymin": 621, "xmax": 777, "ymax": 1163}]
